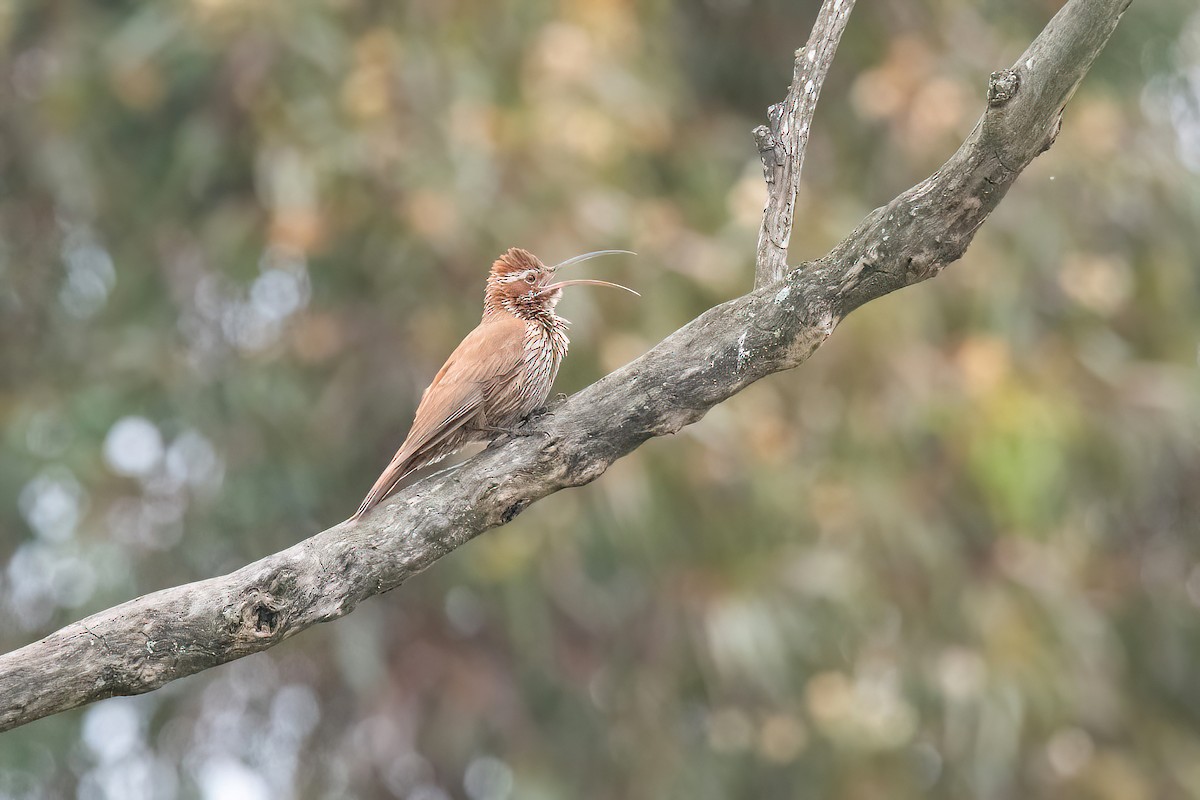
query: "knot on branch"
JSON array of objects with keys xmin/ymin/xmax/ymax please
[
  {"xmin": 755, "ymin": 102, "xmax": 789, "ymax": 164},
  {"xmin": 753, "ymin": 125, "xmax": 778, "ymax": 163},
  {"xmin": 228, "ymin": 589, "xmax": 289, "ymax": 639},
  {"xmin": 988, "ymin": 68, "xmax": 1021, "ymax": 107}
]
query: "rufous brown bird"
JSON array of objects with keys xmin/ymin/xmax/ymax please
[{"xmin": 353, "ymin": 247, "xmax": 637, "ymax": 520}]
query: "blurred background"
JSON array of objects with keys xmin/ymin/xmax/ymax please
[{"xmin": 2, "ymin": 0, "xmax": 1199, "ymax": 797}]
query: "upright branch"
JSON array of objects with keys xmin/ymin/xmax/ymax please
[
  {"xmin": 0, "ymin": 0, "xmax": 1132, "ymax": 733},
  {"xmin": 754, "ymin": 0, "xmax": 856, "ymax": 289}
]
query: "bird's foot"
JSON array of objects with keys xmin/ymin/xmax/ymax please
[
  {"xmin": 521, "ymin": 406, "xmax": 559, "ymax": 437},
  {"xmin": 526, "ymin": 392, "xmax": 569, "ymax": 421}
]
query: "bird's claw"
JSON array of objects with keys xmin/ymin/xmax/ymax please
[
  {"xmin": 518, "ymin": 418, "xmax": 554, "ymax": 440},
  {"xmin": 526, "ymin": 406, "xmax": 554, "ymax": 422},
  {"xmin": 522, "ymin": 409, "xmax": 556, "ymax": 439}
]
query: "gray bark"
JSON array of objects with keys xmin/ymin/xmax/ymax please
[
  {"xmin": 754, "ymin": 0, "xmax": 855, "ymax": 289},
  {"xmin": 0, "ymin": 0, "xmax": 1132, "ymax": 732}
]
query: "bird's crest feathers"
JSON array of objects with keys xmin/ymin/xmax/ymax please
[{"xmin": 489, "ymin": 247, "xmax": 544, "ymax": 279}]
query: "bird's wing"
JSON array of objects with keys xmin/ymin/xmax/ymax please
[
  {"xmin": 406, "ymin": 313, "xmax": 527, "ymax": 449},
  {"xmin": 354, "ymin": 314, "xmax": 527, "ymax": 518}
]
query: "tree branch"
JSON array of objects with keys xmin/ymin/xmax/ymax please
[
  {"xmin": 754, "ymin": 0, "xmax": 855, "ymax": 289},
  {"xmin": 0, "ymin": 0, "xmax": 1132, "ymax": 733}
]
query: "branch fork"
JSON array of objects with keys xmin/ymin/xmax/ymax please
[{"xmin": 754, "ymin": 0, "xmax": 857, "ymax": 289}]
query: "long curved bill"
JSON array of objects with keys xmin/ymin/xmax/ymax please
[
  {"xmin": 551, "ymin": 249, "xmax": 636, "ymax": 271},
  {"xmin": 537, "ymin": 278, "xmax": 640, "ymax": 297}
]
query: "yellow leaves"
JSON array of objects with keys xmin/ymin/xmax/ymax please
[
  {"xmin": 955, "ymin": 336, "xmax": 1012, "ymax": 398},
  {"xmin": 968, "ymin": 581, "xmax": 1044, "ymax": 672},
  {"xmin": 1076, "ymin": 751, "xmax": 1153, "ymax": 800},
  {"xmin": 570, "ymin": 0, "xmax": 641, "ymax": 55},
  {"xmin": 189, "ymin": 0, "xmax": 241, "ymax": 16},
  {"xmin": 757, "ymin": 713, "xmax": 809, "ymax": 763},
  {"xmin": 851, "ymin": 37, "xmax": 934, "ymax": 121},
  {"xmin": 704, "ymin": 707, "xmax": 810, "ymax": 763},
  {"xmin": 1063, "ymin": 96, "xmax": 1126, "ymax": 160},
  {"xmin": 107, "ymin": 62, "xmax": 165, "ymax": 112},
  {"xmin": 851, "ymin": 36, "xmax": 971, "ymax": 155},
  {"xmin": 290, "ymin": 311, "xmax": 344, "ymax": 363},
  {"xmin": 804, "ymin": 668, "xmax": 918, "ymax": 750},
  {"xmin": 187, "ymin": 0, "xmax": 277, "ymax": 28},
  {"xmin": 341, "ymin": 30, "xmax": 399, "ymax": 121},
  {"xmin": 269, "ymin": 210, "xmax": 324, "ymax": 254},
  {"xmin": 626, "ymin": 102, "xmax": 672, "ymax": 152},
  {"xmin": 258, "ymin": 147, "xmax": 325, "ymax": 253},
  {"xmin": 399, "ymin": 188, "xmax": 460, "ymax": 244},
  {"xmin": 1045, "ymin": 727, "xmax": 1095, "ymax": 780},
  {"xmin": 935, "ymin": 646, "xmax": 987, "ymax": 701},
  {"xmin": 908, "ymin": 77, "xmax": 969, "ymax": 146},
  {"xmin": 0, "ymin": 3, "xmax": 12, "ymax": 49},
  {"xmin": 810, "ymin": 481, "xmax": 860, "ymax": 537},
  {"xmin": 530, "ymin": 23, "xmax": 598, "ymax": 88},
  {"xmin": 447, "ymin": 100, "xmax": 500, "ymax": 154},
  {"xmin": 536, "ymin": 102, "xmax": 620, "ymax": 164},
  {"xmin": 522, "ymin": 18, "xmax": 671, "ymax": 163},
  {"xmin": 340, "ymin": 66, "xmax": 391, "ymax": 121},
  {"xmin": 1059, "ymin": 253, "xmax": 1133, "ymax": 316},
  {"xmin": 727, "ymin": 170, "xmax": 768, "ymax": 231}
]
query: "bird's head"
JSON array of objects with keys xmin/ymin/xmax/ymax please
[{"xmin": 483, "ymin": 247, "xmax": 637, "ymax": 319}]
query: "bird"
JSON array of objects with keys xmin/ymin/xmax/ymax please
[{"xmin": 352, "ymin": 247, "xmax": 637, "ymax": 520}]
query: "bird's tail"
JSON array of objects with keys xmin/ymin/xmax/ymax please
[{"xmin": 352, "ymin": 451, "xmax": 420, "ymax": 520}]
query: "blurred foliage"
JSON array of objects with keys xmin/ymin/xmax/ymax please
[{"xmin": 2, "ymin": 0, "xmax": 1200, "ymax": 798}]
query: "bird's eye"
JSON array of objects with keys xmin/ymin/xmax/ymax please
[{"xmin": 523, "ymin": 270, "xmax": 538, "ymax": 284}]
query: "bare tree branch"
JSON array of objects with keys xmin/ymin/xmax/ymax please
[
  {"xmin": 754, "ymin": 0, "xmax": 855, "ymax": 289},
  {"xmin": 0, "ymin": 0, "xmax": 1132, "ymax": 733}
]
